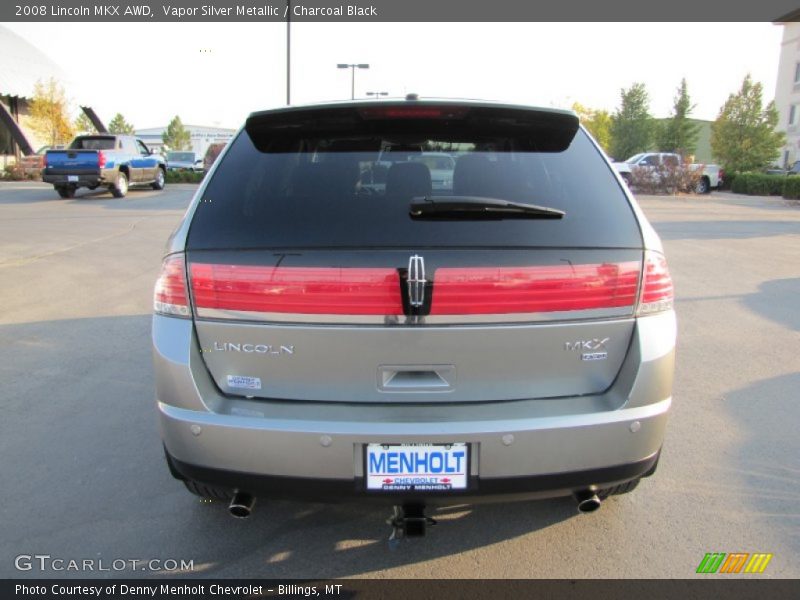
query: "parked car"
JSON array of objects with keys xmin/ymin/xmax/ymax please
[
  {"xmin": 613, "ymin": 152, "xmax": 723, "ymax": 193},
  {"xmin": 153, "ymin": 99, "xmax": 675, "ymax": 535},
  {"xmin": 166, "ymin": 151, "xmax": 204, "ymax": 172},
  {"xmin": 765, "ymin": 168, "xmax": 787, "ymax": 176},
  {"xmin": 42, "ymin": 135, "xmax": 166, "ymax": 198},
  {"xmin": 18, "ymin": 145, "xmax": 62, "ymax": 178}
]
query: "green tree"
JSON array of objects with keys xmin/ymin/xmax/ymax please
[
  {"xmin": 711, "ymin": 74, "xmax": 784, "ymax": 173},
  {"xmin": 609, "ymin": 83, "xmax": 654, "ymax": 161},
  {"xmin": 108, "ymin": 112, "xmax": 135, "ymax": 134},
  {"xmin": 572, "ymin": 102, "xmax": 612, "ymax": 153},
  {"xmin": 656, "ymin": 78, "xmax": 700, "ymax": 158},
  {"xmin": 74, "ymin": 111, "xmax": 96, "ymax": 134},
  {"xmin": 162, "ymin": 115, "xmax": 191, "ymax": 151},
  {"xmin": 29, "ymin": 78, "xmax": 74, "ymax": 146}
]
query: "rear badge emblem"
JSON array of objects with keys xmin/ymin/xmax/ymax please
[
  {"xmin": 565, "ymin": 338, "xmax": 610, "ymax": 361},
  {"xmin": 408, "ymin": 255, "xmax": 427, "ymax": 307}
]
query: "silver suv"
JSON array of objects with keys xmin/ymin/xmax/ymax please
[{"xmin": 153, "ymin": 99, "xmax": 675, "ymax": 534}]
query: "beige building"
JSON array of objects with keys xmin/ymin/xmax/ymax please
[{"xmin": 774, "ymin": 14, "xmax": 800, "ymax": 167}]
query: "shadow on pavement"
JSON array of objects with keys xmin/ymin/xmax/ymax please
[
  {"xmin": 722, "ymin": 373, "xmax": 800, "ymax": 550},
  {"xmin": 0, "ymin": 315, "xmax": 576, "ymax": 579}
]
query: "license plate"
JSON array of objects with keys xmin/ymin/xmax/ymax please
[
  {"xmin": 67, "ymin": 175, "xmax": 78, "ymax": 182},
  {"xmin": 365, "ymin": 443, "xmax": 469, "ymax": 491}
]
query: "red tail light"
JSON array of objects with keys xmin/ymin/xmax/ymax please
[
  {"xmin": 97, "ymin": 150, "xmax": 106, "ymax": 169},
  {"xmin": 637, "ymin": 252, "xmax": 674, "ymax": 315},
  {"xmin": 43, "ymin": 153, "xmax": 48, "ymax": 168},
  {"xmin": 430, "ymin": 262, "xmax": 641, "ymax": 315},
  {"xmin": 154, "ymin": 255, "xmax": 190, "ymax": 317},
  {"xmin": 190, "ymin": 264, "xmax": 403, "ymax": 315},
  {"xmin": 359, "ymin": 106, "xmax": 470, "ymax": 120}
]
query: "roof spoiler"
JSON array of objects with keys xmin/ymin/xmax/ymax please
[{"xmin": 244, "ymin": 102, "xmax": 579, "ymax": 153}]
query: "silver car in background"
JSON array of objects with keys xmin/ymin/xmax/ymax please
[{"xmin": 152, "ymin": 99, "xmax": 675, "ymax": 535}]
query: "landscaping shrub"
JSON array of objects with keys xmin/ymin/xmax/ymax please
[
  {"xmin": 731, "ymin": 173, "xmax": 784, "ymax": 196},
  {"xmin": 782, "ymin": 175, "xmax": 800, "ymax": 199},
  {"xmin": 1, "ymin": 164, "xmax": 27, "ymax": 181},
  {"xmin": 719, "ymin": 172, "xmax": 737, "ymax": 191},
  {"xmin": 629, "ymin": 162, "xmax": 703, "ymax": 195},
  {"xmin": 165, "ymin": 170, "xmax": 205, "ymax": 184}
]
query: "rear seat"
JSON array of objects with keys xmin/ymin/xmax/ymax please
[{"xmin": 385, "ymin": 162, "xmax": 432, "ymax": 201}]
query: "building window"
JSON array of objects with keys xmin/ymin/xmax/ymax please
[
  {"xmin": 795, "ymin": 63, "xmax": 800, "ymax": 84},
  {"xmin": 790, "ymin": 104, "xmax": 798, "ymax": 126}
]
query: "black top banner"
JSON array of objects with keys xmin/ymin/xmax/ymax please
[{"xmin": 2, "ymin": 0, "xmax": 800, "ymax": 22}]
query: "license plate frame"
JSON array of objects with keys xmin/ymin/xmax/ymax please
[{"xmin": 364, "ymin": 443, "xmax": 469, "ymax": 492}]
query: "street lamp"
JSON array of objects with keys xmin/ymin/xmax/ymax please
[
  {"xmin": 286, "ymin": 1, "xmax": 291, "ymax": 105},
  {"xmin": 337, "ymin": 63, "xmax": 370, "ymax": 100},
  {"xmin": 366, "ymin": 91, "xmax": 389, "ymax": 98}
]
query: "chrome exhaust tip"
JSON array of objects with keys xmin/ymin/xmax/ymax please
[
  {"xmin": 574, "ymin": 490, "xmax": 602, "ymax": 513},
  {"xmin": 228, "ymin": 491, "xmax": 255, "ymax": 519}
]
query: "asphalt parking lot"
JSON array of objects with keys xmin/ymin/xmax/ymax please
[{"xmin": 1, "ymin": 182, "xmax": 798, "ymax": 579}]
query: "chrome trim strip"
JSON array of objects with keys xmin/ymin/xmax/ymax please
[{"xmin": 194, "ymin": 306, "xmax": 635, "ymax": 325}]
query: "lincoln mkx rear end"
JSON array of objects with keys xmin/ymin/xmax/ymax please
[{"xmin": 152, "ymin": 99, "xmax": 675, "ymax": 532}]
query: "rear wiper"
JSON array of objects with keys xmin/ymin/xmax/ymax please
[{"xmin": 409, "ymin": 196, "xmax": 565, "ymax": 220}]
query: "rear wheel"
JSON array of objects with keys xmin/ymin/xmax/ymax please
[
  {"xmin": 55, "ymin": 185, "xmax": 75, "ymax": 199},
  {"xmin": 696, "ymin": 176, "xmax": 710, "ymax": 194},
  {"xmin": 111, "ymin": 171, "xmax": 128, "ymax": 198},
  {"xmin": 152, "ymin": 167, "xmax": 166, "ymax": 190},
  {"xmin": 182, "ymin": 480, "xmax": 233, "ymax": 501}
]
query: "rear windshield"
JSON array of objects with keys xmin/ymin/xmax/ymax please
[
  {"xmin": 187, "ymin": 115, "xmax": 641, "ymax": 250},
  {"xmin": 70, "ymin": 136, "xmax": 117, "ymax": 150}
]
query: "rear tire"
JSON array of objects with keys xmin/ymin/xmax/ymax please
[
  {"xmin": 696, "ymin": 176, "xmax": 710, "ymax": 194},
  {"xmin": 55, "ymin": 185, "xmax": 75, "ymax": 199},
  {"xmin": 182, "ymin": 480, "xmax": 233, "ymax": 501},
  {"xmin": 152, "ymin": 167, "xmax": 166, "ymax": 190},
  {"xmin": 111, "ymin": 171, "xmax": 128, "ymax": 198}
]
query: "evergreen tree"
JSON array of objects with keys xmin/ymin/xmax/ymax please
[
  {"xmin": 609, "ymin": 83, "xmax": 654, "ymax": 161},
  {"xmin": 162, "ymin": 116, "xmax": 191, "ymax": 151},
  {"xmin": 74, "ymin": 112, "xmax": 96, "ymax": 134},
  {"xmin": 656, "ymin": 78, "xmax": 700, "ymax": 159},
  {"xmin": 108, "ymin": 113, "xmax": 135, "ymax": 135}
]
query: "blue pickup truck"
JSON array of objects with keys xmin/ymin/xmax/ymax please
[{"xmin": 42, "ymin": 134, "xmax": 166, "ymax": 199}]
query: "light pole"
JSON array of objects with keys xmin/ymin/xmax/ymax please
[
  {"xmin": 286, "ymin": 1, "xmax": 291, "ymax": 105},
  {"xmin": 366, "ymin": 91, "xmax": 389, "ymax": 98},
  {"xmin": 337, "ymin": 63, "xmax": 369, "ymax": 100}
]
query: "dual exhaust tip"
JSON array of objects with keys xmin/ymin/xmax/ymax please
[
  {"xmin": 228, "ymin": 491, "xmax": 255, "ymax": 518},
  {"xmin": 574, "ymin": 490, "xmax": 602, "ymax": 513},
  {"xmin": 227, "ymin": 490, "xmax": 601, "ymax": 519}
]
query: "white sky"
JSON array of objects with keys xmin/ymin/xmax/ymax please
[{"xmin": 2, "ymin": 22, "xmax": 783, "ymax": 129}]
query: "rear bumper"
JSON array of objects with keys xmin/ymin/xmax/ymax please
[
  {"xmin": 158, "ymin": 395, "xmax": 669, "ymax": 503},
  {"xmin": 166, "ymin": 447, "xmax": 661, "ymax": 505},
  {"xmin": 42, "ymin": 168, "xmax": 113, "ymax": 187},
  {"xmin": 153, "ymin": 311, "xmax": 676, "ymax": 503}
]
